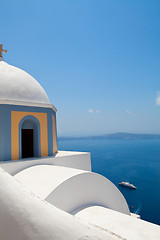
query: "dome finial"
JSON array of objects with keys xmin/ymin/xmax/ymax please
[{"xmin": 0, "ymin": 44, "xmax": 7, "ymax": 58}]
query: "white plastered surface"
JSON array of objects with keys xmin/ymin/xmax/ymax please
[
  {"xmin": 0, "ymin": 167, "xmax": 118, "ymax": 240},
  {"xmin": 0, "ymin": 60, "xmax": 50, "ymax": 104},
  {"xmin": 75, "ymin": 206, "xmax": 160, "ymax": 240},
  {"xmin": 14, "ymin": 165, "xmax": 85, "ymax": 199}
]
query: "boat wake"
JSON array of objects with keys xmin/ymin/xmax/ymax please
[{"xmin": 134, "ymin": 201, "xmax": 142, "ymax": 215}]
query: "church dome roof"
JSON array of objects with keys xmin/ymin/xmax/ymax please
[{"xmin": 0, "ymin": 59, "xmax": 50, "ymax": 104}]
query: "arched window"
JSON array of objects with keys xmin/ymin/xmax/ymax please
[{"xmin": 19, "ymin": 116, "xmax": 41, "ymax": 159}]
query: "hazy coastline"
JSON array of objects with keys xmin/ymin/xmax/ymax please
[{"xmin": 58, "ymin": 133, "xmax": 160, "ymax": 140}]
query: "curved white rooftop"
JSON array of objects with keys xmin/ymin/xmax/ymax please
[
  {"xmin": 75, "ymin": 206, "xmax": 160, "ymax": 240},
  {"xmin": 2, "ymin": 165, "xmax": 160, "ymax": 240},
  {"xmin": 14, "ymin": 165, "xmax": 130, "ymax": 215},
  {"xmin": 0, "ymin": 167, "xmax": 116, "ymax": 240},
  {"xmin": 14, "ymin": 165, "xmax": 85, "ymax": 199},
  {"xmin": 0, "ymin": 59, "xmax": 50, "ymax": 104}
]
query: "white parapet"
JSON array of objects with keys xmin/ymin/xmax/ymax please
[
  {"xmin": 0, "ymin": 167, "xmax": 128, "ymax": 240},
  {"xmin": 75, "ymin": 206, "xmax": 160, "ymax": 240},
  {"xmin": 14, "ymin": 165, "xmax": 130, "ymax": 215},
  {"xmin": 0, "ymin": 151, "xmax": 91, "ymax": 175}
]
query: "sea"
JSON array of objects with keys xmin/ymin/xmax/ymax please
[{"xmin": 58, "ymin": 138, "xmax": 160, "ymax": 225}]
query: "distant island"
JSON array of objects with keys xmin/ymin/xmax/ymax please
[{"xmin": 58, "ymin": 133, "xmax": 160, "ymax": 140}]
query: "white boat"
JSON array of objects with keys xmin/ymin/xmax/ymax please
[{"xmin": 119, "ymin": 181, "xmax": 136, "ymax": 189}]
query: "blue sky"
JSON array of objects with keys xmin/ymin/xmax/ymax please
[{"xmin": 1, "ymin": 0, "xmax": 160, "ymax": 136}]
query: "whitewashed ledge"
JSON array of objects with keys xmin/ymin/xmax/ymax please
[
  {"xmin": 0, "ymin": 167, "xmax": 129, "ymax": 240},
  {"xmin": 0, "ymin": 151, "xmax": 91, "ymax": 175},
  {"xmin": 75, "ymin": 206, "xmax": 160, "ymax": 240}
]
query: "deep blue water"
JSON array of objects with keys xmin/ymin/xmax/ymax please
[{"xmin": 58, "ymin": 138, "xmax": 160, "ymax": 225}]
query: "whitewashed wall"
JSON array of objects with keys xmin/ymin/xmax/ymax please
[
  {"xmin": 0, "ymin": 151, "xmax": 91, "ymax": 175},
  {"xmin": 14, "ymin": 165, "xmax": 130, "ymax": 215},
  {"xmin": 0, "ymin": 167, "xmax": 121, "ymax": 240}
]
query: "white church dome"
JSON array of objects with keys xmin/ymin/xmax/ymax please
[{"xmin": 0, "ymin": 59, "xmax": 50, "ymax": 104}]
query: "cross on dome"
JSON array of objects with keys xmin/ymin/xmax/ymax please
[{"xmin": 0, "ymin": 44, "xmax": 7, "ymax": 58}]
